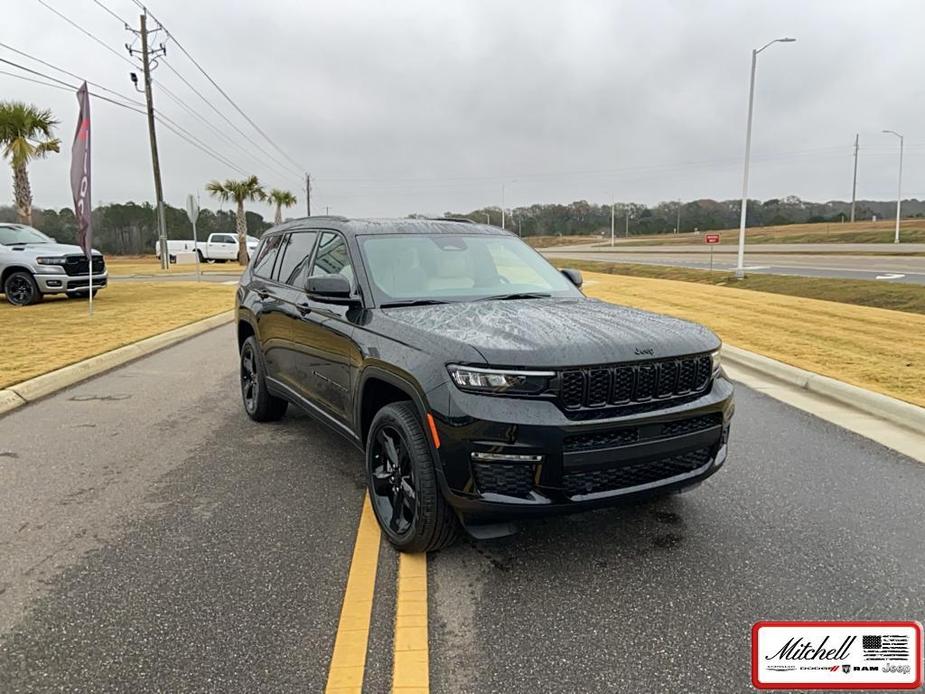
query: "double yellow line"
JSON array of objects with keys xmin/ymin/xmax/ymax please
[{"xmin": 325, "ymin": 495, "xmax": 430, "ymax": 693}]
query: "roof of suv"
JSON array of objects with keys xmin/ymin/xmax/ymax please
[{"xmin": 264, "ymin": 217, "xmax": 514, "ymax": 237}]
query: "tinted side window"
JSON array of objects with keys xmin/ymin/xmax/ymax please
[
  {"xmin": 252, "ymin": 235, "xmax": 282, "ymax": 278},
  {"xmin": 275, "ymin": 231, "xmax": 318, "ymax": 286},
  {"xmin": 309, "ymin": 232, "xmax": 354, "ymax": 287}
]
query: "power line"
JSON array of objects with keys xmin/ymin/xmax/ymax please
[
  {"xmin": 0, "ymin": 41, "xmax": 143, "ymax": 108},
  {"xmin": 27, "ymin": 2, "xmax": 293, "ymax": 187},
  {"xmin": 140, "ymin": 2, "xmax": 305, "ymax": 172},
  {"xmin": 89, "ymin": 0, "xmax": 130, "ymax": 26},
  {"xmin": 0, "ymin": 60, "xmax": 252, "ymax": 178},
  {"xmin": 160, "ymin": 58, "xmax": 303, "ymax": 178}
]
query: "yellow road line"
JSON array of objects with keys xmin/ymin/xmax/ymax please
[
  {"xmin": 325, "ymin": 494, "xmax": 382, "ymax": 693},
  {"xmin": 393, "ymin": 552, "xmax": 429, "ymax": 693}
]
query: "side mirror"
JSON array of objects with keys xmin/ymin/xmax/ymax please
[
  {"xmin": 560, "ymin": 268, "xmax": 583, "ymax": 288},
  {"xmin": 306, "ymin": 274, "xmax": 355, "ymax": 303}
]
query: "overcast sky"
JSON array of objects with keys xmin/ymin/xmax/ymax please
[{"xmin": 3, "ymin": 0, "xmax": 924, "ymax": 221}]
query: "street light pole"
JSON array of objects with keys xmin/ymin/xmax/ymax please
[
  {"xmin": 611, "ymin": 195, "xmax": 615, "ymax": 247},
  {"xmin": 735, "ymin": 37, "xmax": 796, "ymax": 279},
  {"xmin": 883, "ymin": 130, "xmax": 904, "ymax": 244},
  {"xmin": 501, "ymin": 184, "xmax": 505, "ymax": 231}
]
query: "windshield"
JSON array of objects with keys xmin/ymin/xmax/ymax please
[
  {"xmin": 358, "ymin": 233, "xmax": 582, "ymax": 305},
  {"xmin": 0, "ymin": 225, "xmax": 52, "ymax": 246}
]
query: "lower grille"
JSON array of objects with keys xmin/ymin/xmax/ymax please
[
  {"xmin": 562, "ymin": 413, "xmax": 722, "ymax": 453},
  {"xmin": 562, "ymin": 447, "xmax": 712, "ymax": 496},
  {"xmin": 472, "ymin": 463, "xmax": 534, "ymax": 498}
]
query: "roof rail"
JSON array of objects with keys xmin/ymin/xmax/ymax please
[{"xmin": 429, "ymin": 217, "xmax": 474, "ymax": 224}]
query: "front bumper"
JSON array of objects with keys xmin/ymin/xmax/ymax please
[
  {"xmin": 35, "ymin": 271, "xmax": 108, "ymax": 294},
  {"xmin": 429, "ymin": 373, "xmax": 734, "ymax": 522}
]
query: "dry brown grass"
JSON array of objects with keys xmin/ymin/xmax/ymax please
[
  {"xmin": 581, "ymin": 271, "xmax": 925, "ymax": 407},
  {"xmin": 616, "ymin": 219, "xmax": 925, "ymax": 246},
  {"xmin": 525, "ymin": 235, "xmax": 602, "ymax": 248},
  {"xmin": 106, "ymin": 255, "xmax": 243, "ymax": 276},
  {"xmin": 1, "ymin": 281, "xmax": 235, "ymax": 388}
]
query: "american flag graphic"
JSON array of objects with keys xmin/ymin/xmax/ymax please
[{"xmin": 862, "ymin": 634, "xmax": 909, "ymax": 660}]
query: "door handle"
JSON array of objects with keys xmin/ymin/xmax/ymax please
[{"xmin": 297, "ymin": 303, "xmax": 312, "ymax": 316}]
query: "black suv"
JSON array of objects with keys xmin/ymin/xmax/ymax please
[{"xmin": 236, "ymin": 218, "xmax": 734, "ymax": 552}]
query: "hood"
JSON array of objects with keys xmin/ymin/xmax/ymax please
[
  {"xmin": 382, "ymin": 297, "xmax": 719, "ymax": 367},
  {"xmin": 2, "ymin": 242, "xmax": 102, "ymax": 257}
]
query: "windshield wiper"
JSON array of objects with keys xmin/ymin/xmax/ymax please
[
  {"xmin": 380, "ymin": 299, "xmax": 452, "ymax": 308},
  {"xmin": 475, "ymin": 292, "xmax": 551, "ymax": 301}
]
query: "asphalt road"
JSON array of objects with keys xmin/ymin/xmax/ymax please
[
  {"xmin": 541, "ymin": 244, "xmax": 925, "ymax": 284},
  {"xmin": 543, "ymin": 247, "xmax": 925, "ymax": 284},
  {"xmin": 1, "ymin": 326, "xmax": 923, "ymax": 692}
]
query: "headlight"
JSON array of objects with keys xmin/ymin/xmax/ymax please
[
  {"xmin": 711, "ymin": 348, "xmax": 722, "ymax": 375},
  {"xmin": 36, "ymin": 257, "xmax": 68, "ymax": 265},
  {"xmin": 447, "ymin": 365, "xmax": 553, "ymax": 395}
]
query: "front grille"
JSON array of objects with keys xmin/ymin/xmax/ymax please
[
  {"xmin": 562, "ymin": 447, "xmax": 712, "ymax": 496},
  {"xmin": 62, "ymin": 255, "xmax": 105, "ymax": 276},
  {"xmin": 472, "ymin": 463, "xmax": 534, "ymax": 498},
  {"xmin": 562, "ymin": 413, "xmax": 723, "ymax": 453},
  {"xmin": 558, "ymin": 354, "xmax": 712, "ymax": 410}
]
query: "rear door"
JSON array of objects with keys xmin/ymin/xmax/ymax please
[
  {"xmin": 247, "ymin": 234, "xmax": 288, "ymax": 379},
  {"xmin": 207, "ymin": 234, "xmax": 236, "ymax": 260}
]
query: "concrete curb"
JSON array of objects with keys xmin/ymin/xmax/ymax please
[
  {"xmin": 722, "ymin": 344, "xmax": 925, "ymax": 433},
  {"xmin": 0, "ymin": 310, "xmax": 234, "ymax": 416}
]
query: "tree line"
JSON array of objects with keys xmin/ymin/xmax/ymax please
[{"xmin": 448, "ymin": 195, "xmax": 925, "ymax": 237}]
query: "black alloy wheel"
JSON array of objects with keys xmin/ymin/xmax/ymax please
[
  {"xmin": 366, "ymin": 402, "xmax": 460, "ymax": 552},
  {"xmin": 4, "ymin": 272, "xmax": 41, "ymax": 306},
  {"xmin": 370, "ymin": 424, "xmax": 417, "ymax": 536},
  {"xmin": 239, "ymin": 335, "xmax": 287, "ymax": 422}
]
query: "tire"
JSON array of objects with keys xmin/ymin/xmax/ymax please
[
  {"xmin": 4, "ymin": 271, "xmax": 42, "ymax": 306},
  {"xmin": 239, "ymin": 336, "xmax": 288, "ymax": 422},
  {"xmin": 206, "ymin": 257, "xmax": 217, "ymax": 264},
  {"xmin": 197, "ymin": 250, "xmax": 206, "ymax": 263},
  {"xmin": 367, "ymin": 401, "xmax": 460, "ymax": 552}
]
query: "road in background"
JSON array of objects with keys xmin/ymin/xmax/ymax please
[
  {"xmin": 1, "ymin": 326, "xmax": 923, "ymax": 692},
  {"xmin": 543, "ymin": 246, "xmax": 925, "ymax": 284}
]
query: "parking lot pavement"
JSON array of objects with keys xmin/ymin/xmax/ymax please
[
  {"xmin": 1, "ymin": 326, "xmax": 923, "ymax": 693},
  {"xmin": 542, "ymin": 249, "xmax": 925, "ymax": 284},
  {"xmin": 0, "ymin": 325, "xmax": 368, "ymax": 692},
  {"xmin": 427, "ymin": 385, "xmax": 925, "ymax": 693}
]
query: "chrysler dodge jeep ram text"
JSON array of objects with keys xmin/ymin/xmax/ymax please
[
  {"xmin": 1, "ymin": 223, "xmax": 107, "ymax": 305},
  {"xmin": 235, "ymin": 218, "xmax": 734, "ymax": 552}
]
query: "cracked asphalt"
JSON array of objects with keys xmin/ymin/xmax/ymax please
[{"xmin": 0, "ymin": 324, "xmax": 922, "ymax": 693}]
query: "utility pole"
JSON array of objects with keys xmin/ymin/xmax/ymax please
[
  {"xmin": 882, "ymin": 129, "xmax": 904, "ymax": 243},
  {"xmin": 128, "ymin": 13, "xmax": 169, "ymax": 269},
  {"xmin": 850, "ymin": 134, "xmax": 859, "ymax": 223},
  {"xmin": 676, "ymin": 199, "xmax": 682, "ymax": 234},
  {"xmin": 610, "ymin": 197, "xmax": 615, "ymax": 247},
  {"xmin": 625, "ymin": 207, "xmax": 629, "ymax": 238},
  {"xmin": 305, "ymin": 173, "xmax": 312, "ymax": 216}
]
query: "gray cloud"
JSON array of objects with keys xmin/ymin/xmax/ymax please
[{"xmin": 3, "ymin": 0, "xmax": 923, "ymax": 221}]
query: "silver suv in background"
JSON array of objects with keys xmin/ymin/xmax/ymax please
[{"xmin": 0, "ymin": 223, "xmax": 107, "ymax": 306}]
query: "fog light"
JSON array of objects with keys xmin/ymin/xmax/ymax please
[
  {"xmin": 47, "ymin": 279, "xmax": 62, "ymax": 287},
  {"xmin": 471, "ymin": 452, "xmax": 544, "ymax": 463}
]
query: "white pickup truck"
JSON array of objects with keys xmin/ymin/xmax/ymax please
[{"xmin": 155, "ymin": 233, "xmax": 260, "ymax": 263}]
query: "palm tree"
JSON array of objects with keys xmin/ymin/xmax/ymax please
[
  {"xmin": 268, "ymin": 188, "xmax": 297, "ymax": 225},
  {"xmin": 206, "ymin": 175, "xmax": 266, "ymax": 264},
  {"xmin": 0, "ymin": 102, "xmax": 61, "ymax": 226}
]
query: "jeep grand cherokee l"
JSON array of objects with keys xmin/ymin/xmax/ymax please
[{"xmin": 235, "ymin": 217, "xmax": 734, "ymax": 552}]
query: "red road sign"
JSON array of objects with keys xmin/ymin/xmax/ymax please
[{"xmin": 704, "ymin": 234, "xmax": 721, "ymax": 244}]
